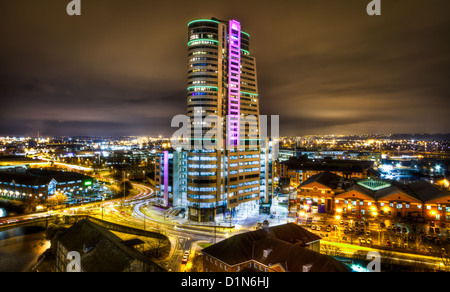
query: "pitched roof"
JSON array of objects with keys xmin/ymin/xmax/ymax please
[
  {"xmin": 406, "ymin": 180, "xmax": 450, "ymax": 203},
  {"xmin": 56, "ymin": 219, "xmax": 165, "ymax": 272},
  {"xmin": 252, "ymin": 237, "xmax": 349, "ymax": 272},
  {"xmin": 202, "ymin": 223, "xmax": 349, "ymax": 272},
  {"xmin": 299, "ymin": 171, "xmax": 343, "ymax": 189}
]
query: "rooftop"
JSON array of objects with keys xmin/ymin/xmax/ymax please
[
  {"xmin": 202, "ymin": 223, "xmax": 349, "ymax": 272},
  {"xmin": 56, "ymin": 219, "xmax": 165, "ymax": 272}
]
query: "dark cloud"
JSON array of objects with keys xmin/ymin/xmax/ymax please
[{"xmin": 0, "ymin": 0, "xmax": 449, "ymax": 136}]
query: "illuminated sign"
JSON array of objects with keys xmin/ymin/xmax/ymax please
[{"xmin": 84, "ymin": 181, "xmax": 92, "ymax": 186}]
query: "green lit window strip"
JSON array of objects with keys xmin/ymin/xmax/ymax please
[
  {"xmin": 241, "ymin": 49, "xmax": 250, "ymax": 55},
  {"xmin": 187, "ymin": 86, "xmax": 219, "ymax": 91},
  {"xmin": 188, "ymin": 19, "xmax": 220, "ymax": 27},
  {"xmin": 241, "ymin": 91, "xmax": 258, "ymax": 97},
  {"xmin": 241, "ymin": 31, "xmax": 250, "ymax": 38},
  {"xmin": 188, "ymin": 39, "xmax": 219, "ymax": 47}
]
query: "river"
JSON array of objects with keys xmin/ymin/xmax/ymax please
[{"xmin": 0, "ymin": 208, "xmax": 51, "ymax": 272}]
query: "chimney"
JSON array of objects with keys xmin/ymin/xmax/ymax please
[
  {"xmin": 262, "ymin": 220, "xmax": 270, "ymax": 232},
  {"xmin": 303, "ymin": 263, "xmax": 313, "ymax": 272},
  {"xmin": 263, "ymin": 248, "xmax": 272, "ymax": 258}
]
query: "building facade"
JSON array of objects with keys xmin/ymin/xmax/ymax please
[
  {"xmin": 0, "ymin": 168, "xmax": 93, "ymax": 200},
  {"xmin": 296, "ymin": 171, "xmax": 450, "ymax": 222},
  {"xmin": 154, "ymin": 149, "xmax": 187, "ymax": 209}
]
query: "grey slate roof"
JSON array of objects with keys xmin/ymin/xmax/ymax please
[
  {"xmin": 299, "ymin": 171, "xmax": 343, "ymax": 190},
  {"xmin": 202, "ymin": 223, "xmax": 349, "ymax": 272},
  {"xmin": 56, "ymin": 219, "xmax": 165, "ymax": 272}
]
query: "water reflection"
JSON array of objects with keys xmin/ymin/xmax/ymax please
[{"xmin": 0, "ymin": 227, "xmax": 50, "ymax": 272}]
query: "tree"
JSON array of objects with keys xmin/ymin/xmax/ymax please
[
  {"xmin": 47, "ymin": 192, "xmax": 68, "ymax": 208},
  {"xmin": 320, "ymin": 244, "xmax": 343, "ymax": 257}
]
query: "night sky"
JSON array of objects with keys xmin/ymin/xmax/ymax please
[{"xmin": 0, "ymin": 0, "xmax": 449, "ymax": 137}]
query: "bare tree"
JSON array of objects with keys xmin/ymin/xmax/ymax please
[{"xmin": 320, "ymin": 244, "xmax": 343, "ymax": 257}]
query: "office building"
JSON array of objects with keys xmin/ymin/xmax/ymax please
[{"xmin": 186, "ymin": 18, "xmax": 262, "ymax": 222}]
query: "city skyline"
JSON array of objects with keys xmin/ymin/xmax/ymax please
[{"xmin": 1, "ymin": 0, "xmax": 449, "ymax": 137}]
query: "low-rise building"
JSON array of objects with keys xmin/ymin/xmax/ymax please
[
  {"xmin": 55, "ymin": 219, "xmax": 165, "ymax": 272},
  {"xmin": 277, "ymin": 156, "xmax": 378, "ymax": 189},
  {"xmin": 202, "ymin": 223, "xmax": 349, "ymax": 272},
  {"xmin": 296, "ymin": 171, "xmax": 450, "ymax": 222},
  {"xmin": 0, "ymin": 168, "xmax": 93, "ymax": 200}
]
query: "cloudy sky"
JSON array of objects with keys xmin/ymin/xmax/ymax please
[{"xmin": 0, "ymin": 0, "xmax": 449, "ymax": 137}]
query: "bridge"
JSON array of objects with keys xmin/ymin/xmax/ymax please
[{"xmin": 0, "ymin": 215, "xmax": 168, "ymax": 242}]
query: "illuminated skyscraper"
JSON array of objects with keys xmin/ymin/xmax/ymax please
[{"xmin": 186, "ymin": 18, "xmax": 262, "ymax": 222}]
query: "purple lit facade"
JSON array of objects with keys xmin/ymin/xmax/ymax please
[
  {"xmin": 228, "ymin": 20, "xmax": 241, "ymax": 146},
  {"xmin": 163, "ymin": 150, "xmax": 169, "ymax": 206},
  {"xmin": 186, "ymin": 18, "xmax": 262, "ymax": 222}
]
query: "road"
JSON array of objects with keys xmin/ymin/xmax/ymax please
[{"xmin": 3, "ymin": 184, "xmax": 450, "ymax": 272}]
